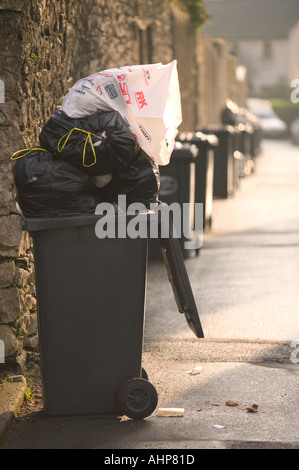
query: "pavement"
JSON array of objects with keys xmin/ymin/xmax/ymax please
[{"xmin": 0, "ymin": 138, "xmax": 299, "ymax": 450}]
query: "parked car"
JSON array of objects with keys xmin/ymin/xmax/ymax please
[
  {"xmin": 246, "ymin": 98, "xmax": 287, "ymax": 138},
  {"xmin": 290, "ymin": 117, "xmax": 299, "ymax": 145}
]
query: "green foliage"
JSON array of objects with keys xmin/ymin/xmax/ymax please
[
  {"xmin": 24, "ymin": 386, "xmax": 34, "ymax": 401},
  {"xmin": 270, "ymin": 98, "xmax": 299, "ymax": 127},
  {"xmin": 0, "ymin": 375, "xmax": 13, "ymax": 384},
  {"xmin": 177, "ymin": 0, "xmax": 210, "ymax": 28}
]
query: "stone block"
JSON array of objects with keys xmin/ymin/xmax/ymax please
[
  {"xmin": 23, "ymin": 334, "xmax": 38, "ymax": 350},
  {"xmin": 13, "ymin": 266, "xmax": 31, "ymax": 288},
  {"xmin": 0, "ymin": 214, "xmax": 23, "ymax": 257},
  {"xmin": 0, "ymin": 162, "xmax": 14, "ymax": 216},
  {"xmin": 0, "ymin": 260, "xmax": 15, "ymax": 288},
  {"xmin": 0, "ymin": 287, "xmax": 21, "ymax": 324},
  {"xmin": 0, "ymin": 324, "xmax": 19, "ymax": 358},
  {"xmin": 0, "ymin": 0, "xmax": 24, "ymax": 12},
  {"xmin": 16, "ymin": 312, "xmax": 37, "ymax": 337}
]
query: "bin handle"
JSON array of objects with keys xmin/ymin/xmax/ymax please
[
  {"xmin": 57, "ymin": 127, "xmax": 103, "ymax": 168},
  {"xmin": 11, "ymin": 148, "xmax": 48, "ymax": 160}
]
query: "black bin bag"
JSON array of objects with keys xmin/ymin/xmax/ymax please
[
  {"xmin": 39, "ymin": 109, "xmax": 139, "ymax": 175},
  {"xmin": 12, "ymin": 149, "xmax": 102, "ymax": 218},
  {"xmin": 103, "ymin": 149, "xmax": 160, "ymax": 208}
]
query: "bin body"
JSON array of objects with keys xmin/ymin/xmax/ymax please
[
  {"xmin": 149, "ymin": 143, "xmax": 197, "ymax": 259},
  {"xmin": 251, "ymin": 126, "xmax": 262, "ymax": 158},
  {"xmin": 238, "ymin": 123, "xmax": 252, "ymax": 172},
  {"xmin": 177, "ymin": 132, "xmax": 218, "ymax": 230},
  {"xmin": 230, "ymin": 126, "xmax": 243, "ymax": 184},
  {"xmin": 25, "ymin": 215, "xmax": 148, "ymax": 416},
  {"xmin": 200, "ymin": 126, "xmax": 234, "ymax": 199}
]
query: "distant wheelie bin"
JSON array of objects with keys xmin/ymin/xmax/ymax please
[
  {"xmin": 235, "ymin": 122, "xmax": 255, "ymax": 176},
  {"xmin": 176, "ymin": 131, "xmax": 218, "ymax": 230},
  {"xmin": 200, "ymin": 125, "xmax": 235, "ymax": 199},
  {"xmin": 221, "ymin": 99, "xmax": 260, "ymax": 176},
  {"xmin": 23, "ymin": 211, "xmax": 204, "ymax": 419},
  {"xmin": 149, "ymin": 141, "xmax": 199, "ymax": 259}
]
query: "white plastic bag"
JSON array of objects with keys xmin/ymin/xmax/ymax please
[{"xmin": 61, "ymin": 61, "xmax": 182, "ymax": 166}]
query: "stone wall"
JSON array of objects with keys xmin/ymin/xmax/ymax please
[
  {"xmin": 171, "ymin": 2, "xmax": 248, "ymax": 130},
  {"xmin": 0, "ymin": 0, "xmax": 173, "ymax": 371},
  {"xmin": 195, "ymin": 33, "xmax": 248, "ymax": 127}
]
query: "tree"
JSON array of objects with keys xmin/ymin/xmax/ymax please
[{"xmin": 177, "ymin": 0, "xmax": 210, "ymax": 28}]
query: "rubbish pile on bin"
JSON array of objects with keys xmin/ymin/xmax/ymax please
[{"xmin": 11, "ymin": 61, "xmax": 182, "ymax": 218}]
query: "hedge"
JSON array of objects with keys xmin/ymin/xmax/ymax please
[{"xmin": 269, "ymin": 99, "xmax": 299, "ymax": 128}]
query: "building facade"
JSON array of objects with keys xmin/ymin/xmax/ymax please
[{"xmin": 204, "ymin": 0, "xmax": 299, "ymax": 96}]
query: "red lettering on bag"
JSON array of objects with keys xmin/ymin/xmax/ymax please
[
  {"xmin": 119, "ymin": 82, "xmax": 132, "ymax": 104},
  {"xmin": 135, "ymin": 91, "xmax": 147, "ymax": 109},
  {"xmin": 116, "ymin": 74, "xmax": 126, "ymax": 81},
  {"xmin": 94, "ymin": 79, "xmax": 102, "ymax": 95},
  {"xmin": 98, "ymin": 71, "xmax": 113, "ymax": 77}
]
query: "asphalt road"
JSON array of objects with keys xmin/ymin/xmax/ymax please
[{"xmin": 145, "ymin": 138, "xmax": 299, "ymax": 344}]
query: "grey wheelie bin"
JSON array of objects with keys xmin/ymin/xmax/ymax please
[
  {"xmin": 177, "ymin": 131, "xmax": 218, "ymax": 230},
  {"xmin": 23, "ymin": 211, "xmax": 204, "ymax": 419},
  {"xmin": 200, "ymin": 125, "xmax": 235, "ymax": 199},
  {"xmin": 221, "ymin": 101, "xmax": 259, "ymax": 176},
  {"xmin": 149, "ymin": 141, "xmax": 199, "ymax": 259},
  {"xmin": 235, "ymin": 122, "xmax": 255, "ymax": 176},
  {"xmin": 23, "ymin": 214, "xmax": 156, "ymax": 419}
]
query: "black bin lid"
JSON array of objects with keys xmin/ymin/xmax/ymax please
[{"xmin": 177, "ymin": 131, "xmax": 219, "ymax": 147}]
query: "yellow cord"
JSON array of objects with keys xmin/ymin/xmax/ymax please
[
  {"xmin": 57, "ymin": 127, "xmax": 103, "ymax": 167},
  {"xmin": 11, "ymin": 128, "xmax": 103, "ymax": 168},
  {"xmin": 11, "ymin": 148, "xmax": 48, "ymax": 160}
]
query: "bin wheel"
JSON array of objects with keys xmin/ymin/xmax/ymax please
[
  {"xmin": 141, "ymin": 368, "xmax": 148, "ymax": 380},
  {"xmin": 117, "ymin": 378, "xmax": 158, "ymax": 420}
]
